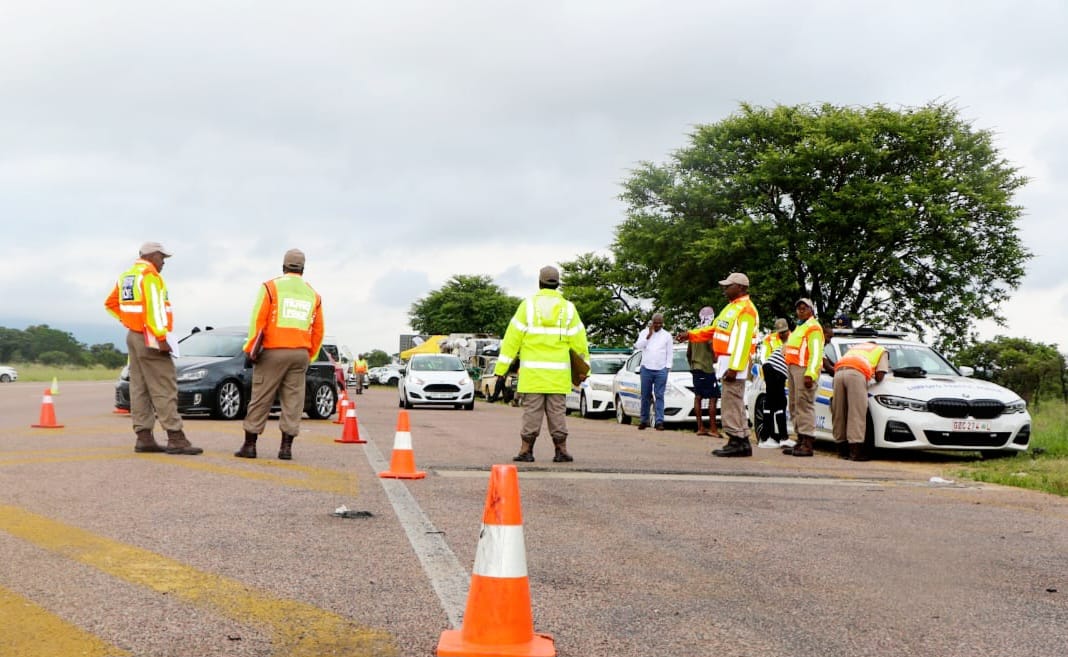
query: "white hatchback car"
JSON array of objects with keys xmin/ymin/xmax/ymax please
[
  {"xmin": 398, "ymin": 353, "xmax": 475, "ymax": 410},
  {"xmin": 565, "ymin": 351, "xmax": 630, "ymax": 418},
  {"xmin": 612, "ymin": 344, "xmax": 720, "ymax": 426},
  {"xmin": 746, "ymin": 328, "xmax": 1031, "ymax": 456},
  {"xmin": 0, "ymin": 365, "xmax": 17, "ymax": 383}
]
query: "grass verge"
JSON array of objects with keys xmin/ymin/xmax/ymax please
[
  {"xmin": 4, "ymin": 363, "xmax": 122, "ymax": 383},
  {"xmin": 953, "ymin": 401, "xmax": 1068, "ymax": 497}
]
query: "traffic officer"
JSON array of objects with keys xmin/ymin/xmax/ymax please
[
  {"xmin": 677, "ymin": 272, "xmax": 759, "ymax": 457},
  {"xmin": 495, "ymin": 265, "xmax": 589, "ymax": 463},
  {"xmin": 831, "ymin": 341, "xmax": 889, "ymax": 461},
  {"xmin": 353, "ymin": 354, "xmax": 369, "ymax": 394},
  {"xmin": 757, "ymin": 317, "xmax": 791, "ymax": 448},
  {"xmin": 234, "ymin": 248, "xmax": 324, "ymax": 460},
  {"xmin": 104, "ymin": 241, "xmax": 202, "ymax": 455},
  {"xmin": 782, "ymin": 298, "xmax": 824, "ymax": 457}
]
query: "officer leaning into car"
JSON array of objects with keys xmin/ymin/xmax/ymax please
[
  {"xmin": 831, "ymin": 341, "xmax": 890, "ymax": 461},
  {"xmin": 105, "ymin": 241, "xmax": 203, "ymax": 455},
  {"xmin": 234, "ymin": 248, "xmax": 324, "ymax": 461}
]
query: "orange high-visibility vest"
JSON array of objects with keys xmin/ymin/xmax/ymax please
[
  {"xmin": 104, "ymin": 259, "xmax": 173, "ymax": 339},
  {"xmin": 783, "ymin": 317, "xmax": 824, "ymax": 379},
  {"xmin": 689, "ymin": 295, "xmax": 759, "ymax": 372},
  {"xmin": 834, "ymin": 343, "xmax": 887, "ymax": 381},
  {"xmin": 244, "ymin": 274, "xmax": 324, "ymax": 358}
]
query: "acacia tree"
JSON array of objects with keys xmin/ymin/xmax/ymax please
[
  {"xmin": 615, "ymin": 102, "xmax": 1031, "ymax": 352},
  {"xmin": 558, "ymin": 252, "xmax": 646, "ymax": 347},
  {"xmin": 408, "ymin": 275, "xmax": 520, "ymax": 336}
]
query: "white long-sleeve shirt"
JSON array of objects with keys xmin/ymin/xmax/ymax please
[{"xmin": 634, "ymin": 328, "xmax": 673, "ymax": 371}]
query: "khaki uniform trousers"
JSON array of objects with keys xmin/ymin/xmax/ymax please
[
  {"xmin": 831, "ymin": 367, "xmax": 869, "ymax": 444},
  {"xmin": 126, "ymin": 330, "xmax": 183, "ymax": 434},
  {"xmin": 720, "ymin": 378, "xmax": 747, "ymax": 438},
  {"xmin": 243, "ymin": 348, "xmax": 310, "ymax": 437},
  {"xmin": 788, "ymin": 363, "xmax": 817, "ymax": 436},
  {"xmin": 520, "ymin": 393, "xmax": 567, "ymax": 446}
]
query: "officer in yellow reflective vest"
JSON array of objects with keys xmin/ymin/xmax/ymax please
[
  {"xmin": 495, "ymin": 265, "xmax": 589, "ymax": 463},
  {"xmin": 782, "ymin": 298, "xmax": 824, "ymax": 457},
  {"xmin": 105, "ymin": 241, "xmax": 202, "ymax": 455},
  {"xmin": 353, "ymin": 355, "xmax": 369, "ymax": 394},
  {"xmin": 832, "ymin": 341, "xmax": 889, "ymax": 461}
]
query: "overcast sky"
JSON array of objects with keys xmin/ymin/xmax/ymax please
[{"xmin": 1, "ymin": 1, "xmax": 1066, "ymax": 356}]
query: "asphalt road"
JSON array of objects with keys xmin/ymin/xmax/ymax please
[{"xmin": 1, "ymin": 380, "xmax": 1065, "ymax": 657}]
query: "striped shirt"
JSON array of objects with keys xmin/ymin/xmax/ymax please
[{"xmin": 765, "ymin": 348, "xmax": 788, "ymax": 378}]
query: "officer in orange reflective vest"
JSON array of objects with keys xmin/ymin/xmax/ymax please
[
  {"xmin": 105, "ymin": 241, "xmax": 202, "ymax": 455},
  {"xmin": 832, "ymin": 341, "xmax": 889, "ymax": 461},
  {"xmin": 782, "ymin": 298, "xmax": 824, "ymax": 457}
]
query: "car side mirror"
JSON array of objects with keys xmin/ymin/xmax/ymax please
[{"xmin": 958, "ymin": 365, "xmax": 974, "ymax": 378}]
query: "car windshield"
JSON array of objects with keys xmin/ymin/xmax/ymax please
[
  {"xmin": 590, "ymin": 357, "xmax": 627, "ymax": 375},
  {"xmin": 672, "ymin": 349, "xmax": 691, "ymax": 372},
  {"xmin": 411, "ymin": 355, "xmax": 465, "ymax": 372},
  {"xmin": 882, "ymin": 343, "xmax": 959, "ymax": 376},
  {"xmin": 178, "ymin": 331, "xmax": 245, "ymax": 357}
]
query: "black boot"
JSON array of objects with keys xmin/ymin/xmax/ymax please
[
  {"xmin": 836, "ymin": 440, "xmax": 850, "ymax": 459},
  {"xmin": 165, "ymin": 429, "xmax": 203, "ymax": 455},
  {"xmin": 235, "ymin": 431, "xmax": 258, "ymax": 458},
  {"xmin": 278, "ymin": 433, "xmax": 295, "ymax": 460},
  {"xmin": 714, "ymin": 434, "xmax": 752, "ymax": 457},
  {"xmin": 513, "ymin": 440, "xmax": 535, "ymax": 462},
  {"xmin": 847, "ymin": 443, "xmax": 870, "ymax": 462}
]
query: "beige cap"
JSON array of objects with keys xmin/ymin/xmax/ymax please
[
  {"xmin": 796, "ymin": 298, "xmax": 815, "ymax": 312},
  {"xmin": 773, "ymin": 318, "xmax": 789, "ymax": 332},
  {"xmin": 718, "ymin": 272, "xmax": 749, "ymax": 287},
  {"xmin": 539, "ymin": 265, "xmax": 560, "ymax": 285},
  {"xmin": 139, "ymin": 241, "xmax": 172, "ymax": 258},
  {"xmin": 283, "ymin": 248, "xmax": 306, "ymax": 271}
]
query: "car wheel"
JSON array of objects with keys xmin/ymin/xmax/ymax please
[
  {"xmin": 403, "ymin": 391, "xmax": 413, "ymax": 409},
  {"xmin": 0, "ymin": 374, "xmax": 10, "ymax": 383},
  {"xmin": 752, "ymin": 394, "xmax": 766, "ymax": 439},
  {"xmin": 615, "ymin": 396, "xmax": 631, "ymax": 425},
  {"xmin": 580, "ymin": 393, "xmax": 591, "ymax": 418},
  {"xmin": 465, "ymin": 401, "xmax": 474, "ymax": 411},
  {"xmin": 503, "ymin": 388, "xmax": 514, "ymax": 404},
  {"xmin": 213, "ymin": 380, "xmax": 244, "ymax": 420},
  {"xmin": 306, "ymin": 382, "xmax": 336, "ymax": 420},
  {"xmin": 386, "ymin": 376, "xmax": 399, "ymax": 386},
  {"xmin": 398, "ymin": 394, "xmax": 404, "ymax": 408}
]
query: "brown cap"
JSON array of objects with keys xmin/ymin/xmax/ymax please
[
  {"xmin": 283, "ymin": 248, "xmax": 306, "ymax": 271},
  {"xmin": 139, "ymin": 241, "xmax": 172, "ymax": 258},
  {"xmin": 773, "ymin": 318, "xmax": 789, "ymax": 332},
  {"xmin": 539, "ymin": 265, "xmax": 560, "ymax": 285},
  {"xmin": 796, "ymin": 298, "xmax": 815, "ymax": 312},
  {"xmin": 718, "ymin": 272, "xmax": 749, "ymax": 287}
]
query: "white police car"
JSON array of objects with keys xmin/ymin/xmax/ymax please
[
  {"xmin": 565, "ymin": 350, "xmax": 630, "ymax": 418},
  {"xmin": 612, "ymin": 344, "xmax": 721, "ymax": 426},
  {"xmin": 746, "ymin": 328, "xmax": 1031, "ymax": 456}
]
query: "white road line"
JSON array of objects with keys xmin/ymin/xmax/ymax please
[{"xmin": 362, "ymin": 429, "xmax": 470, "ymax": 629}]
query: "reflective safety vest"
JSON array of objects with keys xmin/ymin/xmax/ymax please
[
  {"xmin": 783, "ymin": 317, "xmax": 824, "ymax": 379},
  {"xmin": 495, "ymin": 288, "xmax": 589, "ymax": 394},
  {"xmin": 104, "ymin": 259, "xmax": 173, "ymax": 339},
  {"xmin": 834, "ymin": 343, "xmax": 887, "ymax": 381},
  {"xmin": 760, "ymin": 332, "xmax": 784, "ymax": 361},
  {"xmin": 354, "ymin": 359, "xmax": 368, "ymax": 373},
  {"xmin": 244, "ymin": 274, "xmax": 324, "ymax": 358},
  {"xmin": 687, "ymin": 295, "xmax": 759, "ymax": 373}
]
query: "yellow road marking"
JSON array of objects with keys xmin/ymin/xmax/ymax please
[
  {"xmin": 0, "ymin": 585, "xmax": 130, "ymax": 657},
  {"xmin": 0, "ymin": 506, "xmax": 397, "ymax": 657}
]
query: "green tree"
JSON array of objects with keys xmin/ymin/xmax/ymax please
[
  {"xmin": 616, "ymin": 102, "xmax": 1030, "ymax": 352},
  {"xmin": 409, "ymin": 275, "xmax": 520, "ymax": 336},
  {"xmin": 0, "ymin": 327, "xmax": 31, "ymax": 361},
  {"xmin": 558, "ymin": 252, "xmax": 645, "ymax": 347},
  {"xmin": 364, "ymin": 349, "xmax": 391, "ymax": 368},
  {"xmin": 90, "ymin": 343, "xmax": 127, "ymax": 369},
  {"xmin": 954, "ymin": 336, "xmax": 1067, "ymax": 407},
  {"xmin": 24, "ymin": 325, "xmax": 87, "ymax": 365}
]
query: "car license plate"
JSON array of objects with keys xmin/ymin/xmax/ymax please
[
  {"xmin": 952, "ymin": 420, "xmax": 991, "ymax": 431},
  {"xmin": 428, "ymin": 393, "xmax": 453, "ymax": 399}
]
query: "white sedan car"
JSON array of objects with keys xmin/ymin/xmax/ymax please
[
  {"xmin": 0, "ymin": 365, "xmax": 17, "ymax": 383},
  {"xmin": 746, "ymin": 328, "xmax": 1031, "ymax": 456},
  {"xmin": 398, "ymin": 353, "xmax": 475, "ymax": 410},
  {"xmin": 612, "ymin": 345, "xmax": 719, "ymax": 426},
  {"xmin": 565, "ymin": 351, "xmax": 630, "ymax": 418}
]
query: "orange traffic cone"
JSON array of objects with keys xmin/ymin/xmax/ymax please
[
  {"xmin": 334, "ymin": 403, "xmax": 366, "ymax": 444},
  {"xmin": 31, "ymin": 389, "xmax": 64, "ymax": 429},
  {"xmin": 378, "ymin": 410, "xmax": 425, "ymax": 479},
  {"xmin": 437, "ymin": 464, "xmax": 554, "ymax": 657},
  {"xmin": 113, "ymin": 406, "xmax": 130, "ymax": 415},
  {"xmin": 333, "ymin": 390, "xmax": 349, "ymax": 425}
]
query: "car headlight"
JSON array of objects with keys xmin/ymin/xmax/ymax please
[
  {"xmin": 177, "ymin": 369, "xmax": 207, "ymax": 382},
  {"xmin": 458, "ymin": 376, "xmax": 471, "ymax": 386},
  {"xmin": 873, "ymin": 395, "xmax": 928, "ymax": 412},
  {"xmin": 1003, "ymin": 399, "xmax": 1027, "ymax": 414},
  {"xmin": 667, "ymin": 381, "xmax": 690, "ymax": 396},
  {"xmin": 591, "ymin": 381, "xmax": 612, "ymax": 392},
  {"xmin": 410, "ymin": 376, "xmax": 425, "ymax": 386}
]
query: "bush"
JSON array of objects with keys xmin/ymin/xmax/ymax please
[{"xmin": 37, "ymin": 350, "xmax": 72, "ymax": 366}]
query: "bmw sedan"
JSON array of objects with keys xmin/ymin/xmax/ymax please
[
  {"xmin": 115, "ymin": 326, "xmax": 338, "ymax": 420},
  {"xmin": 745, "ymin": 328, "xmax": 1032, "ymax": 456},
  {"xmin": 398, "ymin": 353, "xmax": 475, "ymax": 410}
]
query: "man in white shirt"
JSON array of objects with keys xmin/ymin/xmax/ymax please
[{"xmin": 633, "ymin": 312, "xmax": 674, "ymax": 430}]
